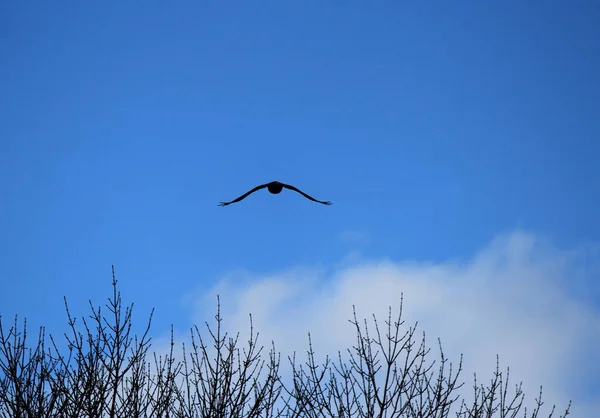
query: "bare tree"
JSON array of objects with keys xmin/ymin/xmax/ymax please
[
  {"xmin": 0, "ymin": 267, "xmax": 572, "ymax": 418},
  {"xmin": 171, "ymin": 295, "xmax": 283, "ymax": 418},
  {"xmin": 280, "ymin": 296, "xmax": 571, "ymax": 418},
  {"xmin": 281, "ymin": 299, "xmax": 462, "ymax": 418},
  {"xmin": 0, "ymin": 315, "xmax": 62, "ymax": 417}
]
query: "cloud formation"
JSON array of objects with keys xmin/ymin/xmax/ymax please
[{"xmin": 189, "ymin": 230, "xmax": 600, "ymax": 417}]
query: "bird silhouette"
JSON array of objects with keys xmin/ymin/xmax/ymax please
[{"xmin": 219, "ymin": 181, "xmax": 332, "ymax": 206}]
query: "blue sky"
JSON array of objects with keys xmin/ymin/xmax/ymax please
[{"xmin": 1, "ymin": 1, "xmax": 599, "ymax": 415}]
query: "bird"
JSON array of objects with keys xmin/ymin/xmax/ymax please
[{"xmin": 218, "ymin": 181, "xmax": 332, "ymax": 207}]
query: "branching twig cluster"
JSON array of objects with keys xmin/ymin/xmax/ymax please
[{"xmin": 0, "ymin": 268, "xmax": 571, "ymax": 418}]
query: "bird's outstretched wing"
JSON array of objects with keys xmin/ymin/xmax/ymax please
[
  {"xmin": 218, "ymin": 183, "xmax": 269, "ymax": 206},
  {"xmin": 282, "ymin": 183, "xmax": 332, "ymax": 205}
]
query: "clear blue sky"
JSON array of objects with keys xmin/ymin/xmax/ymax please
[{"xmin": 1, "ymin": 2, "xmax": 599, "ymax": 411}]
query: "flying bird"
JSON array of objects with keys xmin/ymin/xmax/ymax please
[{"xmin": 218, "ymin": 181, "xmax": 332, "ymax": 206}]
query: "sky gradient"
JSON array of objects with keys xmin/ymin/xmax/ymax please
[{"xmin": 1, "ymin": 2, "xmax": 599, "ymax": 416}]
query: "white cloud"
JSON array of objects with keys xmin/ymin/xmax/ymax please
[{"xmin": 185, "ymin": 230, "xmax": 600, "ymax": 417}]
